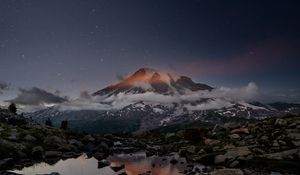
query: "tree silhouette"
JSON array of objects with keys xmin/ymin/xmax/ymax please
[
  {"xmin": 8, "ymin": 103, "xmax": 17, "ymax": 114},
  {"xmin": 45, "ymin": 118, "xmax": 53, "ymax": 127},
  {"xmin": 60, "ymin": 120, "xmax": 68, "ymax": 130}
]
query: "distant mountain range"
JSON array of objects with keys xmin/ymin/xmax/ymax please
[{"xmin": 26, "ymin": 68, "xmax": 300, "ymax": 133}]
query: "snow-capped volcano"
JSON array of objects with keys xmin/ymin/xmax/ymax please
[
  {"xmin": 93, "ymin": 68, "xmax": 213, "ymax": 96},
  {"xmin": 25, "ymin": 68, "xmax": 300, "ymax": 133}
]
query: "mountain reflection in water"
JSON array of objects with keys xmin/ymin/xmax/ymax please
[{"xmin": 11, "ymin": 153, "xmax": 204, "ymax": 175}]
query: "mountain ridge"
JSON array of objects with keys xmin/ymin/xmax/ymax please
[
  {"xmin": 25, "ymin": 68, "xmax": 300, "ymax": 133},
  {"xmin": 93, "ymin": 68, "xmax": 213, "ymax": 96}
]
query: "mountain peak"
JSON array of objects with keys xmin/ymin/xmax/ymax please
[{"xmin": 93, "ymin": 68, "xmax": 213, "ymax": 96}]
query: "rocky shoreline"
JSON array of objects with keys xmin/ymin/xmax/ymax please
[{"xmin": 0, "ymin": 108, "xmax": 299, "ymax": 175}]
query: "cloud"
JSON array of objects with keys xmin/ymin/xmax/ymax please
[
  {"xmin": 0, "ymin": 81, "xmax": 10, "ymax": 94},
  {"xmin": 79, "ymin": 91, "xmax": 92, "ymax": 99},
  {"xmin": 115, "ymin": 72, "xmax": 126, "ymax": 81},
  {"xmin": 59, "ymin": 82, "xmax": 259, "ymax": 112},
  {"xmin": 259, "ymin": 88, "xmax": 300, "ymax": 103},
  {"xmin": 176, "ymin": 82, "xmax": 258, "ymax": 103},
  {"xmin": 10, "ymin": 87, "xmax": 68, "ymax": 105},
  {"xmin": 184, "ymin": 99, "xmax": 233, "ymax": 111},
  {"xmin": 179, "ymin": 38, "xmax": 299, "ymax": 77},
  {"xmin": 13, "ymin": 82, "xmax": 259, "ymax": 112}
]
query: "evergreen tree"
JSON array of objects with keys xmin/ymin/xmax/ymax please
[
  {"xmin": 60, "ymin": 120, "xmax": 68, "ymax": 130},
  {"xmin": 8, "ymin": 103, "xmax": 17, "ymax": 114},
  {"xmin": 45, "ymin": 118, "xmax": 53, "ymax": 127}
]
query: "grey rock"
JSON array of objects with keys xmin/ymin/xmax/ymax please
[
  {"xmin": 215, "ymin": 154, "xmax": 227, "ymax": 164},
  {"xmin": 224, "ymin": 147, "xmax": 251, "ymax": 160},
  {"xmin": 44, "ymin": 136, "xmax": 67, "ymax": 147},
  {"xmin": 186, "ymin": 146, "xmax": 197, "ymax": 154},
  {"xmin": 7, "ymin": 129, "xmax": 18, "ymax": 141},
  {"xmin": 36, "ymin": 173, "xmax": 60, "ymax": 175},
  {"xmin": 98, "ymin": 160, "xmax": 110, "ymax": 169},
  {"xmin": 273, "ymin": 141, "xmax": 280, "ymax": 147},
  {"xmin": 275, "ymin": 119, "xmax": 287, "ymax": 126},
  {"xmin": 288, "ymin": 133, "xmax": 300, "ymax": 140},
  {"xmin": 62, "ymin": 152, "xmax": 76, "ymax": 159},
  {"xmin": 93, "ymin": 152, "xmax": 106, "ymax": 161},
  {"xmin": 82, "ymin": 135, "xmax": 95, "ymax": 142},
  {"xmin": 292, "ymin": 140, "xmax": 300, "ymax": 146},
  {"xmin": 204, "ymin": 139, "xmax": 221, "ymax": 145},
  {"xmin": 229, "ymin": 160, "xmax": 239, "ymax": 167},
  {"xmin": 44, "ymin": 151, "xmax": 62, "ymax": 158},
  {"xmin": 260, "ymin": 148, "xmax": 298, "ymax": 160},
  {"xmin": 24, "ymin": 134, "xmax": 37, "ymax": 142},
  {"xmin": 260, "ymin": 135, "xmax": 269, "ymax": 141},
  {"xmin": 229, "ymin": 134, "xmax": 240, "ymax": 139},
  {"xmin": 68, "ymin": 139, "xmax": 84, "ymax": 148},
  {"xmin": 165, "ymin": 133, "xmax": 176, "ymax": 139},
  {"xmin": 211, "ymin": 168, "xmax": 243, "ymax": 175},
  {"xmin": 231, "ymin": 128, "xmax": 249, "ymax": 134},
  {"xmin": 0, "ymin": 158, "xmax": 14, "ymax": 169}
]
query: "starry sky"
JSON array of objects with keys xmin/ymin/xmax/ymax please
[{"xmin": 0, "ymin": 0, "xmax": 300, "ymax": 103}]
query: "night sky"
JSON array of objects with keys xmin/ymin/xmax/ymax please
[{"xmin": 0, "ymin": 0, "xmax": 300, "ymax": 103}]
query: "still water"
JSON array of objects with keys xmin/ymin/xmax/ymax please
[{"xmin": 11, "ymin": 153, "xmax": 204, "ymax": 175}]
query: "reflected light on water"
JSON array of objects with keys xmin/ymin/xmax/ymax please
[{"xmin": 11, "ymin": 153, "xmax": 201, "ymax": 175}]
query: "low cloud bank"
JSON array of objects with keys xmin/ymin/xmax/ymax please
[
  {"xmin": 10, "ymin": 87, "xmax": 68, "ymax": 105},
  {"xmin": 10, "ymin": 82, "xmax": 259, "ymax": 112},
  {"xmin": 59, "ymin": 82, "xmax": 259, "ymax": 111},
  {"xmin": 0, "ymin": 81, "xmax": 10, "ymax": 94}
]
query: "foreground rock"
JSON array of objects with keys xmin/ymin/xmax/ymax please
[
  {"xmin": 0, "ymin": 107, "xmax": 300, "ymax": 174},
  {"xmin": 211, "ymin": 169, "xmax": 243, "ymax": 175}
]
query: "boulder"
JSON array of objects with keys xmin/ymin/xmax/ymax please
[
  {"xmin": 62, "ymin": 152, "xmax": 76, "ymax": 159},
  {"xmin": 31, "ymin": 146, "xmax": 44, "ymax": 158},
  {"xmin": 82, "ymin": 135, "xmax": 95, "ymax": 142},
  {"xmin": 165, "ymin": 133, "xmax": 176, "ymax": 139},
  {"xmin": 229, "ymin": 160, "xmax": 239, "ymax": 167},
  {"xmin": 204, "ymin": 139, "xmax": 221, "ymax": 146},
  {"xmin": 275, "ymin": 119, "xmax": 287, "ymax": 126},
  {"xmin": 229, "ymin": 134, "xmax": 240, "ymax": 139},
  {"xmin": 260, "ymin": 135, "xmax": 269, "ymax": 141},
  {"xmin": 68, "ymin": 139, "xmax": 84, "ymax": 148},
  {"xmin": 36, "ymin": 173, "xmax": 60, "ymax": 175},
  {"xmin": 260, "ymin": 148, "xmax": 298, "ymax": 160},
  {"xmin": 224, "ymin": 147, "xmax": 251, "ymax": 160},
  {"xmin": 95, "ymin": 142, "xmax": 110, "ymax": 153},
  {"xmin": 110, "ymin": 164, "xmax": 125, "ymax": 172},
  {"xmin": 211, "ymin": 168, "xmax": 243, "ymax": 175},
  {"xmin": 170, "ymin": 159, "xmax": 178, "ymax": 165},
  {"xmin": 24, "ymin": 135, "xmax": 37, "ymax": 142},
  {"xmin": 98, "ymin": 160, "xmax": 110, "ymax": 169},
  {"xmin": 44, "ymin": 136, "xmax": 67, "ymax": 147},
  {"xmin": 288, "ymin": 133, "xmax": 300, "ymax": 140},
  {"xmin": 7, "ymin": 129, "xmax": 18, "ymax": 141},
  {"xmin": 57, "ymin": 144, "xmax": 78, "ymax": 152},
  {"xmin": 44, "ymin": 151, "xmax": 62, "ymax": 158},
  {"xmin": 231, "ymin": 128, "xmax": 249, "ymax": 134},
  {"xmin": 215, "ymin": 154, "xmax": 227, "ymax": 164},
  {"xmin": 0, "ymin": 158, "xmax": 14, "ymax": 169},
  {"xmin": 292, "ymin": 140, "xmax": 300, "ymax": 146},
  {"xmin": 93, "ymin": 152, "xmax": 106, "ymax": 161},
  {"xmin": 186, "ymin": 146, "xmax": 197, "ymax": 154}
]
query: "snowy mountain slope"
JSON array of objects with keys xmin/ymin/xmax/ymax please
[
  {"xmin": 26, "ymin": 68, "xmax": 300, "ymax": 133},
  {"xmin": 93, "ymin": 68, "xmax": 213, "ymax": 96}
]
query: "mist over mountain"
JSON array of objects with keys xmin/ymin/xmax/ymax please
[{"xmin": 24, "ymin": 68, "xmax": 300, "ymax": 133}]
